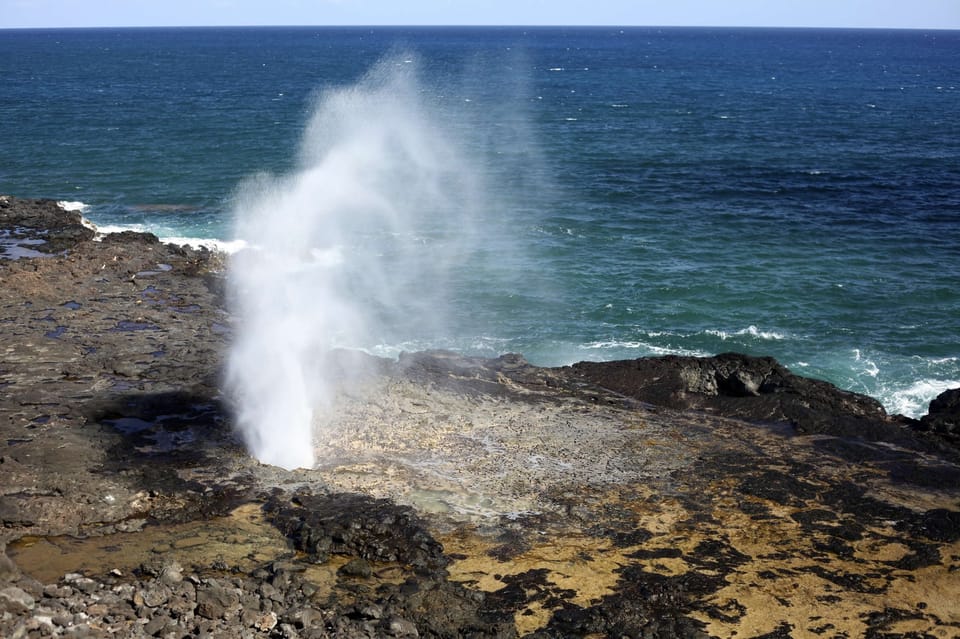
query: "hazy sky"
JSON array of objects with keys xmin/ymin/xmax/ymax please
[{"xmin": 2, "ymin": 0, "xmax": 959, "ymax": 30}]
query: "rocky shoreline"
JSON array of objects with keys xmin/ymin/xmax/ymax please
[{"xmin": 2, "ymin": 195, "xmax": 959, "ymax": 638}]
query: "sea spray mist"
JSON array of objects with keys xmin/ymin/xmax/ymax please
[{"xmin": 226, "ymin": 55, "xmax": 482, "ymax": 469}]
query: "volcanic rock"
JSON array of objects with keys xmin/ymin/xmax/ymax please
[
  {"xmin": 2, "ymin": 195, "xmax": 960, "ymax": 638},
  {"xmin": 565, "ymin": 352, "xmax": 932, "ymax": 444},
  {"xmin": 0, "ymin": 196, "xmax": 95, "ymax": 255},
  {"xmin": 265, "ymin": 491, "xmax": 447, "ymax": 571},
  {"xmin": 920, "ymin": 387, "xmax": 960, "ymax": 445},
  {"xmin": 195, "ymin": 578, "xmax": 241, "ymax": 619}
]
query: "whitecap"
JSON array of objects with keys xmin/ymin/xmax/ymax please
[
  {"xmin": 740, "ymin": 325, "xmax": 786, "ymax": 340},
  {"xmin": 90, "ymin": 221, "xmax": 243, "ymax": 254},
  {"xmin": 643, "ymin": 344, "xmax": 710, "ymax": 357},
  {"xmin": 580, "ymin": 339, "xmax": 649, "ymax": 350},
  {"xmin": 57, "ymin": 200, "xmax": 88, "ymax": 212},
  {"xmin": 579, "ymin": 339, "xmax": 707, "ymax": 358},
  {"xmin": 705, "ymin": 325, "xmax": 786, "ymax": 341},
  {"xmin": 94, "ymin": 223, "xmax": 149, "ymax": 237}
]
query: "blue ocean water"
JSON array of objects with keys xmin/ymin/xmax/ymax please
[{"xmin": 2, "ymin": 26, "xmax": 959, "ymax": 417}]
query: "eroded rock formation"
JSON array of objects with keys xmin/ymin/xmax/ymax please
[{"xmin": 1, "ymin": 196, "xmax": 959, "ymax": 638}]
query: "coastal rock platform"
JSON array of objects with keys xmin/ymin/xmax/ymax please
[{"xmin": 1, "ymin": 196, "xmax": 959, "ymax": 638}]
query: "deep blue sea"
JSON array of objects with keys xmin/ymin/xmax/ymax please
[{"xmin": 2, "ymin": 26, "xmax": 959, "ymax": 417}]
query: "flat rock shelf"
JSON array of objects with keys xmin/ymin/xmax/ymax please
[{"xmin": 1, "ymin": 196, "xmax": 959, "ymax": 638}]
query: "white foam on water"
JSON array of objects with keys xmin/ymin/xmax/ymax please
[
  {"xmin": 884, "ymin": 378, "xmax": 960, "ymax": 419},
  {"xmin": 57, "ymin": 200, "xmax": 88, "ymax": 212},
  {"xmin": 852, "ymin": 348, "xmax": 881, "ymax": 378},
  {"xmin": 57, "ymin": 201, "xmax": 99, "ymax": 233},
  {"xmin": 825, "ymin": 349, "xmax": 960, "ymax": 419},
  {"xmin": 578, "ymin": 339, "xmax": 708, "ymax": 358},
  {"xmin": 89, "ymin": 221, "xmax": 242, "ymax": 254},
  {"xmin": 705, "ymin": 325, "xmax": 787, "ymax": 341},
  {"xmin": 226, "ymin": 54, "xmax": 482, "ymax": 470},
  {"xmin": 94, "ymin": 223, "xmax": 149, "ymax": 236}
]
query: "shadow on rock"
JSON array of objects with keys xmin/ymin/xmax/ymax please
[
  {"xmin": 85, "ymin": 391, "xmax": 254, "ymax": 522},
  {"xmin": 265, "ymin": 489, "xmax": 518, "ymax": 638}
]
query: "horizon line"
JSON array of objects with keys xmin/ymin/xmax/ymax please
[{"xmin": 2, "ymin": 23, "xmax": 959, "ymax": 32}]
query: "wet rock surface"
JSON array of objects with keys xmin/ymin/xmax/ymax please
[
  {"xmin": 0, "ymin": 196, "xmax": 95, "ymax": 257},
  {"xmin": 2, "ymin": 196, "xmax": 960, "ymax": 638}
]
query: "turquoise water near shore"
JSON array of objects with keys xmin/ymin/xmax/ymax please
[{"xmin": 2, "ymin": 26, "xmax": 959, "ymax": 416}]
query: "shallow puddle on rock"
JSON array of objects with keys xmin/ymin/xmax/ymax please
[
  {"xmin": 9, "ymin": 503, "xmax": 290, "ymax": 583},
  {"xmin": 300, "ymin": 557, "xmax": 350, "ymax": 602},
  {"xmin": 301, "ymin": 558, "xmax": 410, "ymax": 608}
]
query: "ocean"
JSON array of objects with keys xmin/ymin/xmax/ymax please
[{"xmin": 2, "ymin": 26, "xmax": 958, "ymax": 418}]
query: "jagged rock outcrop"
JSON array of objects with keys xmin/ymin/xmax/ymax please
[
  {"xmin": 3, "ymin": 196, "xmax": 960, "ymax": 638},
  {"xmin": 265, "ymin": 491, "xmax": 447, "ymax": 570},
  {"xmin": 566, "ymin": 352, "xmax": 918, "ymax": 442},
  {"xmin": 919, "ymin": 387, "xmax": 960, "ymax": 447},
  {"xmin": 0, "ymin": 196, "xmax": 95, "ymax": 255}
]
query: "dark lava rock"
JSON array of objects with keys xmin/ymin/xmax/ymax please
[
  {"xmin": 904, "ymin": 508, "xmax": 960, "ymax": 543},
  {"xmin": 339, "ymin": 557, "xmax": 374, "ymax": 578},
  {"xmin": 265, "ymin": 491, "xmax": 448, "ymax": 571},
  {"xmin": 0, "ymin": 195, "xmax": 95, "ymax": 255},
  {"xmin": 377, "ymin": 577, "xmax": 516, "ymax": 639},
  {"xmin": 263, "ymin": 490, "xmax": 519, "ymax": 636},
  {"xmin": 398, "ymin": 350, "xmax": 542, "ymax": 399},
  {"xmin": 531, "ymin": 569, "xmax": 716, "ymax": 639},
  {"xmin": 920, "ymin": 388, "xmax": 960, "ymax": 445},
  {"xmin": 566, "ymin": 353, "xmax": 922, "ymax": 443}
]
